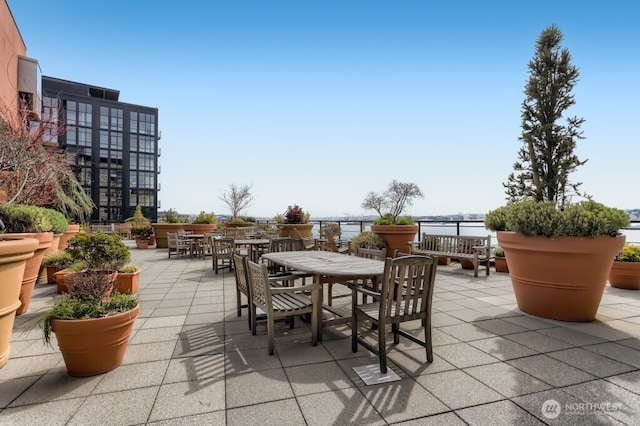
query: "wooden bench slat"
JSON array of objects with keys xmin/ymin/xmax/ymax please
[{"xmin": 409, "ymin": 234, "xmax": 491, "ymax": 277}]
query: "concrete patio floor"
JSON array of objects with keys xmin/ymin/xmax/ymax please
[{"xmin": 2, "ymin": 242, "xmax": 639, "ymax": 425}]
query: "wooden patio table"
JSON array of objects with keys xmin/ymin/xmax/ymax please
[
  {"xmin": 261, "ymin": 251, "xmax": 384, "ymax": 341},
  {"xmin": 234, "ymin": 238, "xmax": 270, "ymax": 262}
]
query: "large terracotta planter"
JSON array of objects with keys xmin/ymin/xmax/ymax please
[
  {"xmin": 497, "ymin": 231, "xmax": 625, "ymax": 321},
  {"xmin": 183, "ymin": 223, "xmax": 218, "ymax": 234},
  {"xmin": 52, "ymin": 304, "xmax": 139, "ymax": 377},
  {"xmin": 151, "ymin": 223, "xmax": 185, "ymax": 249},
  {"xmin": 371, "ymin": 225, "xmax": 419, "ymax": 258},
  {"xmin": 0, "ymin": 238, "xmax": 38, "ymax": 369},
  {"xmin": 58, "ymin": 224, "xmax": 80, "ymax": 251},
  {"xmin": 115, "ymin": 270, "xmax": 140, "ymax": 294},
  {"xmin": 278, "ymin": 223, "xmax": 314, "ymax": 241},
  {"xmin": 609, "ymin": 261, "xmax": 640, "ymax": 290},
  {"xmin": 2, "ymin": 232, "xmax": 54, "ymax": 315}
]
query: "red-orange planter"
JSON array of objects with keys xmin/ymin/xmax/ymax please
[
  {"xmin": 609, "ymin": 261, "xmax": 640, "ymax": 290},
  {"xmin": 497, "ymin": 231, "xmax": 625, "ymax": 321},
  {"xmin": 495, "ymin": 256, "xmax": 509, "ymax": 273},
  {"xmin": 58, "ymin": 224, "xmax": 80, "ymax": 251},
  {"xmin": 0, "ymin": 238, "xmax": 38, "ymax": 369},
  {"xmin": 2, "ymin": 232, "xmax": 54, "ymax": 315},
  {"xmin": 115, "ymin": 270, "xmax": 140, "ymax": 294},
  {"xmin": 371, "ymin": 225, "xmax": 419, "ymax": 258},
  {"xmin": 52, "ymin": 304, "xmax": 139, "ymax": 377}
]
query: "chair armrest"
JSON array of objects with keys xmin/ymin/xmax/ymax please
[
  {"xmin": 270, "ymin": 282, "xmax": 320, "ymax": 294},
  {"xmin": 347, "ymin": 283, "xmax": 381, "ymax": 298}
]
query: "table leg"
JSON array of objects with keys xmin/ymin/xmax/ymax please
[{"xmin": 314, "ymin": 273, "xmax": 324, "ymax": 341}]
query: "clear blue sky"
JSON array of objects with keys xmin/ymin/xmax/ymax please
[{"xmin": 9, "ymin": 1, "xmax": 640, "ymax": 218}]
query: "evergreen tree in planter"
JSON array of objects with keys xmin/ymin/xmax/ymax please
[{"xmin": 486, "ymin": 25, "xmax": 629, "ymax": 321}]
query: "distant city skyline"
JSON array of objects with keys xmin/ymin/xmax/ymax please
[{"xmin": 8, "ymin": 1, "xmax": 640, "ymax": 217}]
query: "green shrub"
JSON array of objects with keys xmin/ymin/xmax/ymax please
[
  {"xmin": 485, "ymin": 200, "xmax": 629, "ymax": 238},
  {"xmin": 66, "ymin": 232, "xmax": 131, "ymax": 271},
  {"xmin": 350, "ymin": 231, "xmax": 386, "ymax": 250},
  {"xmin": 193, "ymin": 211, "xmax": 217, "ymax": 224},
  {"xmin": 0, "ymin": 204, "xmax": 51, "ymax": 233},
  {"xmin": 320, "ymin": 223, "xmax": 342, "ymax": 238},
  {"xmin": 615, "ymin": 244, "xmax": 640, "ymax": 262},
  {"xmin": 119, "ymin": 264, "xmax": 140, "ymax": 273},
  {"xmin": 40, "ymin": 292, "xmax": 138, "ymax": 345},
  {"xmin": 41, "ymin": 208, "xmax": 69, "ymax": 234},
  {"xmin": 42, "ymin": 250, "xmax": 74, "ymax": 268},
  {"xmin": 163, "ymin": 208, "xmax": 181, "ymax": 223},
  {"xmin": 131, "ymin": 225, "xmax": 153, "ymax": 239},
  {"xmin": 493, "ymin": 246, "xmax": 505, "ymax": 257}
]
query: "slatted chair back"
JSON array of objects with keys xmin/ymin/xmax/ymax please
[
  {"xmin": 212, "ymin": 237, "xmax": 235, "ymax": 274},
  {"xmin": 232, "ymin": 253, "xmax": 253, "ymax": 330},
  {"xmin": 351, "ymin": 254, "xmax": 438, "ymax": 374},
  {"xmin": 355, "ymin": 246, "xmax": 386, "ymax": 261}
]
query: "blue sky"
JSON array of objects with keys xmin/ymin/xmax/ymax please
[{"xmin": 9, "ymin": 1, "xmax": 640, "ymax": 218}]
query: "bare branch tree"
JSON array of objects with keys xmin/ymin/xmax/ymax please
[
  {"xmin": 218, "ymin": 183, "xmax": 254, "ymax": 218},
  {"xmin": 361, "ymin": 180, "xmax": 424, "ymax": 223}
]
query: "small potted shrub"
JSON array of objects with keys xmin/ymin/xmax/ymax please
[
  {"xmin": 0, "ymin": 204, "xmax": 55, "ymax": 314},
  {"xmin": 42, "ymin": 250, "xmax": 74, "ymax": 284},
  {"xmin": 609, "ymin": 244, "xmax": 640, "ymax": 290},
  {"xmin": 131, "ymin": 225, "xmax": 154, "ymax": 249},
  {"xmin": 39, "ymin": 232, "xmax": 138, "ymax": 377},
  {"xmin": 493, "ymin": 246, "xmax": 508, "ymax": 273},
  {"xmin": 275, "ymin": 204, "xmax": 313, "ymax": 241},
  {"xmin": 115, "ymin": 264, "xmax": 141, "ymax": 294}
]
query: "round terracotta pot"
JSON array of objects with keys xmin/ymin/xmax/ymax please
[
  {"xmin": 151, "ymin": 223, "xmax": 185, "ymax": 249},
  {"xmin": 371, "ymin": 225, "xmax": 419, "ymax": 258},
  {"xmin": 277, "ymin": 223, "xmax": 314, "ymax": 241},
  {"xmin": 609, "ymin": 261, "xmax": 640, "ymax": 290},
  {"xmin": 494, "ymin": 256, "xmax": 509, "ymax": 273},
  {"xmin": 2, "ymin": 232, "xmax": 54, "ymax": 315},
  {"xmin": 38, "ymin": 233, "xmax": 62, "ymax": 284},
  {"xmin": 497, "ymin": 231, "xmax": 625, "ymax": 321},
  {"xmin": 0, "ymin": 238, "xmax": 38, "ymax": 369},
  {"xmin": 52, "ymin": 304, "xmax": 139, "ymax": 377},
  {"xmin": 135, "ymin": 238, "xmax": 150, "ymax": 249},
  {"xmin": 183, "ymin": 223, "xmax": 217, "ymax": 234},
  {"xmin": 58, "ymin": 224, "xmax": 80, "ymax": 251}
]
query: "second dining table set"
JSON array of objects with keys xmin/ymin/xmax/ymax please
[{"xmin": 181, "ymin": 232, "xmax": 439, "ymax": 379}]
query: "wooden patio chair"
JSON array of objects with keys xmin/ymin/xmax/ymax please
[
  {"xmin": 350, "ymin": 254, "xmax": 437, "ymax": 374},
  {"xmin": 212, "ymin": 237, "xmax": 234, "ymax": 274},
  {"xmin": 167, "ymin": 232, "xmax": 191, "ymax": 258},
  {"xmin": 246, "ymin": 259, "xmax": 320, "ymax": 355},
  {"xmin": 267, "ymin": 237, "xmax": 312, "ymax": 284},
  {"xmin": 354, "ymin": 246, "xmax": 387, "ymax": 303}
]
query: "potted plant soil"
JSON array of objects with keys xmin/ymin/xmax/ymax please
[
  {"xmin": 362, "ymin": 180, "xmax": 423, "ymax": 258},
  {"xmin": 39, "ymin": 232, "xmax": 137, "ymax": 377},
  {"xmin": 609, "ymin": 244, "xmax": 640, "ymax": 290}
]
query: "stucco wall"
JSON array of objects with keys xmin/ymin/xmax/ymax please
[{"xmin": 0, "ymin": 0, "xmax": 26, "ymax": 113}]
